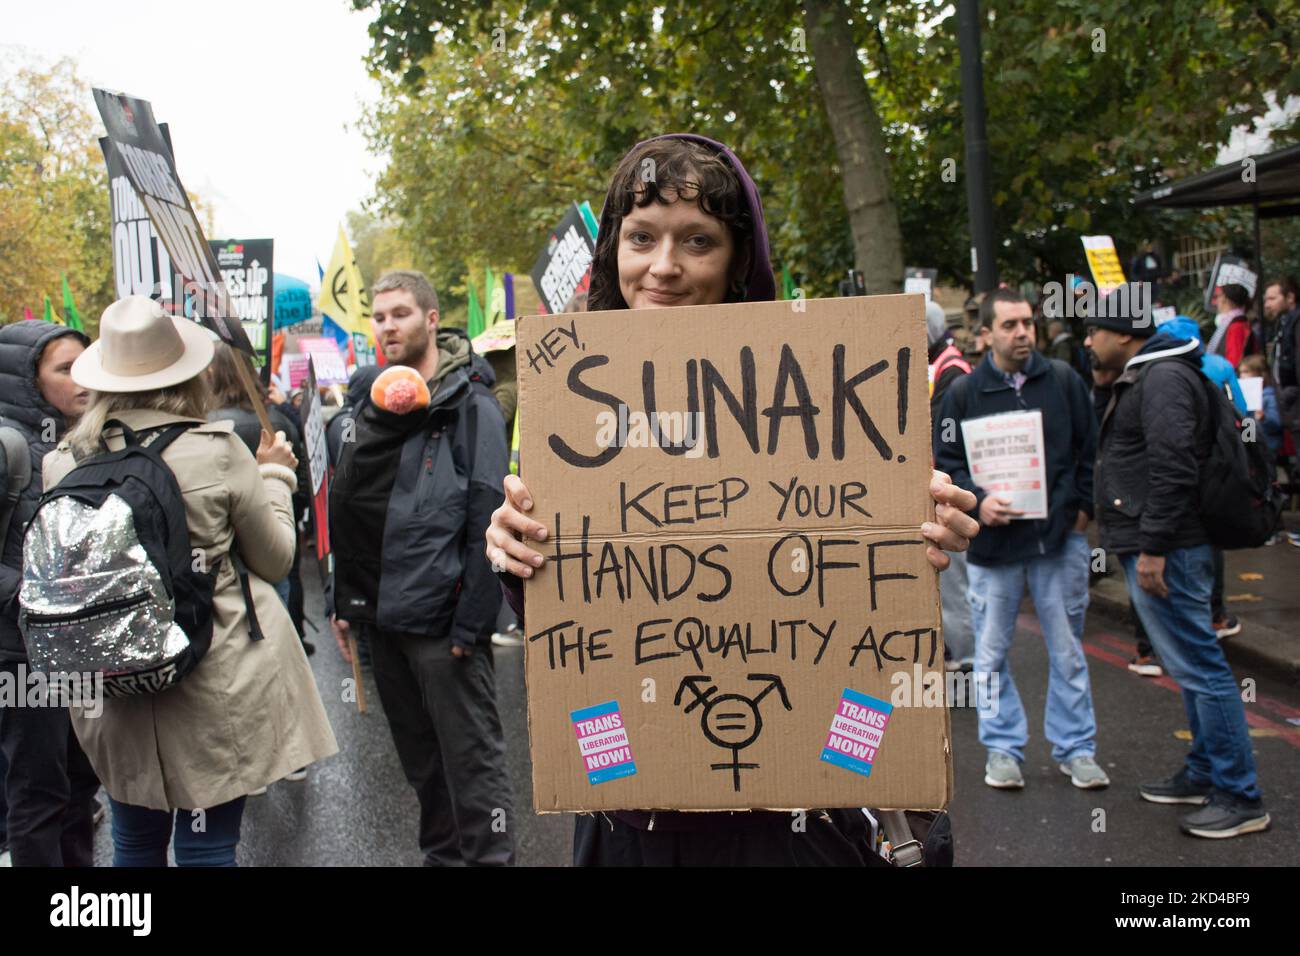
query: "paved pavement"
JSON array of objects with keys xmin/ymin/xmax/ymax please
[
  {"xmin": 1089, "ymin": 517, "xmax": 1300, "ymax": 686},
  {"xmin": 947, "ymin": 612, "xmax": 1299, "ymax": 866},
  {"xmin": 70, "ymin": 555, "xmax": 1295, "ymax": 867}
]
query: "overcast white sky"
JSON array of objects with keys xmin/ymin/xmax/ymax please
[{"xmin": 6, "ymin": 0, "xmax": 381, "ymax": 286}]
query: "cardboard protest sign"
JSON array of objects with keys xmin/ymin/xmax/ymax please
[
  {"xmin": 300, "ymin": 356, "xmax": 331, "ymax": 580},
  {"xmin": 1081, "ymin": 236, "xmax": 1127, "ymax": 296},
  {"xmin": 1204, "ymin": 254, "xmax": 1258, "ymax": 312},
  {"xmin": 960, "ymin": 411, "xmax": 1048, "ymax": 520},
  {"xmin": 93, "ymin": 89, "xmax": 253, "ymax": 354},
  {"xmin": 517, "ymin": 295, "xmax": 950, "ymax": 812},
  {"xmin": 531, "ymin": 203, "xmax": 596, "ymax": 315},
  {"xmin": 210, "ymin": 239, "xmax": 274, "ymax": 367}
]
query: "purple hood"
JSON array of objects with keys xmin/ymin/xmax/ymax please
[
  {"xmin": 593, "ymin": 132, "xmax": 776, "ymax": 303},
  {"xmin": 502, "ymin": 135, "xmax": 774, "ymax": 626}
]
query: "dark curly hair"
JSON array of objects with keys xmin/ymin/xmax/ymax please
[{"xmin": 587, "ymin": 137, "xmax": 754, "ymax": 312}]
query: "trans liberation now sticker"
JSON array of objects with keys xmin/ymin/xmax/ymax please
[
  {"xmin": 821, "ymin": 688, "xmax": 893, "ymax": 777},
  {"xmin": 571, "ymin": 700, "xmax": 637, "ymax": 785}
]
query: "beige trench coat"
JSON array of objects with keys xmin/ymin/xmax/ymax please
[{"xmin": 44, "ymin": 409, "xmax": 338, "ymax": 811}]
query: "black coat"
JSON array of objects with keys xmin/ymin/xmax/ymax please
[
  {"xmin": 208, "ymin": 403, "xmax": 310, "ymax": 519},
  {"xmin": 934, "ymin": 350, "xmax": 1096, "ymax": 566},
  {"xmin": 0, "ymin": 321, "xmax": 90, "ymax": 663},
  {"xmin": 1095, "ymin": 332, "xmax": 1212, "ymax": 556},
  {"xmin": 330, "ymin": 341, "xmax": 507, "ymax": 650}
]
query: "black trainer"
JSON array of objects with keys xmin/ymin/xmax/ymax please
[
  {"xmin": 1139, "ymin": 768, "xmax": 1212, "ymax": 805},
  {"xmin": 1179, "ymin": 791, "xmax": 1271, "ymax": 839}
]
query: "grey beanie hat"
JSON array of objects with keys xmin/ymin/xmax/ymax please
[{"xmin": 925, "ymin": 300, "xmax": 948, "ymax": 348}]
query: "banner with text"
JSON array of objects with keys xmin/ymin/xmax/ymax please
[
  {"xmin": 93, "ymin": 89, "xmax": 253, "ymax": 353},
  {"xmin": 518, "ymin": 295, "xmax": 950, "ymax": 812},
  {"xmin": 210, "ymin": 239, "xmax": 274, "ymax": 368},
  {"xmin": 960, "ymin": 410, "xmax": 1048, "ymax": 520},
  {"xmin": 531, "ymin": 202, "xmax": 597, "ymax": 315}
]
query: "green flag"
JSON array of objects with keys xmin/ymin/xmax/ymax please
[
  {"xmin": 467, "ymin": 280, "xmax": 485, "ymax": 338},
  {"xmin": 61, "ymin": 273, "xmax": 84, "ymax": 332},
  {"xmin": 484, "ymin": 266, "xmax": 497, "ymax": 327},
  {"xmin": 781, "ymin": 264, "xmax": 797, "ymax": 301}
]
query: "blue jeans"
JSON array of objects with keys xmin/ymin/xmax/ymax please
[
  {"xmin": 109, "ymin": 795, "xmax": 246, "ymax": 867},
  {"xmin": 1120, "ymin": 546, "xmax": 1261, "ymax": 801},
  {"xmin": 940, "ymin": 548, "xmax": 975, "ymax": 665},
  {"xmin": 967, "ymin": 531, "xmax": 1098, "ymax": 763}
]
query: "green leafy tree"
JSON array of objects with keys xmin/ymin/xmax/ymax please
[
  {"xmin": 354, "ymin": 0, "xmax": 1299, "ymax": 301},
  {"xmin": 356, "ymin": 0, "xmax": 931, "ymax": 295},
  {"xmin": 0, "ymin": 57, "xmax": 114, "ymax": 334}
]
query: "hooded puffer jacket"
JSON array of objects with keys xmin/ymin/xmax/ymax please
[
  {"xmin": 0, "ymin": 321, "xmax": 89, "ymax": 663},
  {"xmin": 1095, "ymin": 330, "xmax": 1213, "ymax": 556}
]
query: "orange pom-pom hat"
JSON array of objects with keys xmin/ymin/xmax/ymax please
[{"xmin": 370, "ymin": 365, "xmax": 431, "ymax": 414}]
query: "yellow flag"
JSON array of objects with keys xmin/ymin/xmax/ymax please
[{"xmin": 317, "ymin": 225, "xmax": 372, "ymax": 339}]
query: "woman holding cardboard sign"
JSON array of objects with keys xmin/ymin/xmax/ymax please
[{"xmin": 487, "ymin": 134, "xmax": 978, "ymax": 865}]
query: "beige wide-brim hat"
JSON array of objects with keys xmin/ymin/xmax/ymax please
[{"xmin": 72, "ymin": 295, "xmax": 215, "ymax": 393}]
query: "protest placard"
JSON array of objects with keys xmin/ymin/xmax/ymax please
[
  {"xmin": 530, "ymin": 203, "xmax": 596, "ymax": 315},
  {"xmin": 210, "ymin": 239, "xmax": 274, "ymax": 368},
  {"xmin": 300, "ymin": 356, "xmax": 331, "ymax": 579},
  {"xmin": 101, "ymin": 135, "xmax": 176, "ymax": 311},
  {"xmin": 904, "ymin": 267, "xmax": 938, "ymax": 301},
  {"xmin": 1081, "ymin": 236, "xmax": 1127, "ymax": 296},
  {"xmin": 1239, "ymin": 377, "xmax": 1264, "ymax": 413},
  {"xmin": 517, "ymin": 295, "xmax": 950, "ymax": 812},
  {"xmin": 93, "ymin": 89, "xmax": 253, "ymax": 355},
  {"xmin": 297, "ymin": 337, "xmax": 349, "ymax": 386},
  {"xmin": 960, "ymin": 411, "xmax": 1048, "ymax": 520},
  {"xmin": 282, "ymin": 355, "xmax": 311, "ymax": 389},
  {"xmin": 1204, "ymin": 254, "xmax": 1258, "ymax": 311}
]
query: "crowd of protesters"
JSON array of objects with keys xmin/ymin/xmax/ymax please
[{"xmin": 1, "ymin": 132, "xmax": 1293, "ymax": 866}]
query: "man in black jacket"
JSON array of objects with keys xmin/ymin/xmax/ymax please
[
  {"xmin": 329, "ymin": 271, "xmax": 514, "ymax": 866},
  {"xmin": 0, "ymin": 319, "xmax": 101, "ymax": 866},
  {"xmin": 935, "ymin": 288, "xmax": 1107, "ymax": 792},
  {"xmin": 1265, "ymin": 277, "xmax": 1299, "ymax": 542},
  {"xmin": 1087, "ymin": 311, "xmax": 1270, "ymax": 839}
]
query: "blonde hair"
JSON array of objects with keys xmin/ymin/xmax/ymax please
[{"xmin": 68, "ymin": 376, "xmax": 211, "ymax": 459}]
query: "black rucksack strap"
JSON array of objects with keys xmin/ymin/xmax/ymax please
[
  {"xmin": 101, "ymin": 419, "xmax": 268, "ymax": 642},
  {"xmin": 103, "ymin": 419, "xmax": 195, "ymax": 456}
]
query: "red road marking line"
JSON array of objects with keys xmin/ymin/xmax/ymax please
[
  {"xmin": 1012, "ymin": 614, "xmax": 1300, "ymax": 749},
  {"xmin": 1091, "ymin": 629, "xmax": 1300, "ymax": 722}
]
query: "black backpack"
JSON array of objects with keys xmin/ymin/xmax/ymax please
[
  {"xmin": 1143, "ymin": 367, "xmax": 1285, "ymax": 550},
  {"xmin": 1276, "ymin": 308, "xmax": 1300, "ymax": 390},
  {"xmin": 19, "ymin": 422, "xmax": 220, "ymax": 696}
]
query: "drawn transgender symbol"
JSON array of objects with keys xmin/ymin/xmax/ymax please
[{"xmin": 674, "ymin": 673, "xmax": 792, "ymax": 792}]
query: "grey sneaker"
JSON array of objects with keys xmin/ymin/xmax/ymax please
[
  {"xmin": 984, "ymin": 752, "xmax": 1024, "ymax": 789},
  {"xmin": 1060, "ymin": 755, "xmax": 1111, "ymax": 789},
  {"xmin": 1179, "ymin": 792, "xmax": 1271, "ymax": 839}
]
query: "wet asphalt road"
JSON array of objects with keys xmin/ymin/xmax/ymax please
[{"xmin": 86, "ymin": 571, "xmax": 1297, "ymax": 867}]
